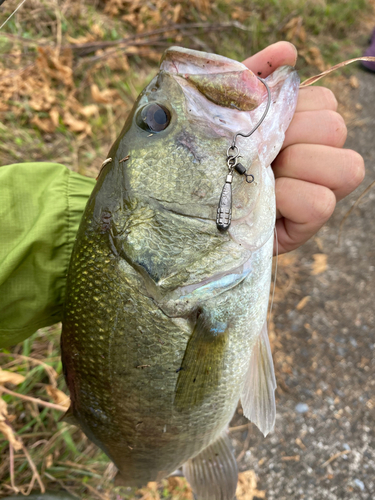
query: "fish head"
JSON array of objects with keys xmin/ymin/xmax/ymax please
[
  {"xmin": 97, "ymin": 47, "xmax": 297, "ymax": 222},
  {"xmin": 89, "ymin": 47, "xmax": 299, "ymax": 296}
]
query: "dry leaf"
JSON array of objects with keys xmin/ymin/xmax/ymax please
[
  {"xmin": 0, "ymin": 421, "xmax": 23, "ymax": 450},
  {"xmin": 282, "ymin": 454, "xmax": 300, "ymax": 461},
  {"xmin": 311, "ymin": 253, "xmax": 327, "ymax": 275},
  {"xmin": 296, "ymin": 296, "xmax": 311, "ymax": 311},
  {"xmin": 300, "ymin": 46, "xmax": 326, "ymax": 72},
  {"xmin": 173, "ymin": 4, "xmax": 182, "ymax": 23},
  {"xmin": 0, "ymin": 397, "xmax": 23, "ymax": 451},
  {"xmin": 0, "ymin": 397, "xmax": 8, "ymax": 418},
  {"xmin": 45, "ymin": 386, "xmax": 70, "ymax": 408},
  {"xmin": 49, "ymin": 108, "xmax": 60, "ymax": 127},
  {"xmin": 231, "ymin": 7, "xmax": 251, "ymax": 21},
  {"xmin": 80, "ymin": 104, "xmax": 99, "ymax": 118},
  {"xmin": 45, "ymin": 454, "xmax": 53, "ymax": 469},
  {"xmin": 0, "ymin": 369, "xmax": 25, "ymax": 386},
  {"xmin": 136, "ymin": 481, "xmax": 160, "ymax": 500},
  {"xmin": 29, "ymin": 84, "xmax": 56, "ymax": 112},
  {"xmin": 66, "ymin": 33, "xmax": 95, "ymax": 44},
  {"xmin": 167, "ymin": 476, "xmax": 194, "ymax": 499},
  {"xmin": 91, "ymin": 83, "xmax": 118, "ymax": 104},
  {"xmin": 95, "ymin": 49, "xmax": 130, "ymax": 72},
  {"xmin": 37, "ymin": 47, "xmax": 74, "ymax": 88},
  {"xmin": 63, "ymin": 111, "xmax": 90, "ymax": 133},
  {"xmin": 31, "ymin": 116, "xmax": 56, "ymax": 133},
  {"xmin": 236, "ymin": 470, "xmax": 266, "ymax": 500},
  {"xmin": 349, "ymin": 75, "xmax": 359, "ymax": 89},
  {"xmin": 92, "ymin": 23, "xmax": 105, "ymax": 39},
  {"xmin": 284, "ymin": 16, "xmax": 305, "ymax": 43}
]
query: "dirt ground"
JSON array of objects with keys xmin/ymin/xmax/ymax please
[{"xmin": 232, "ymin": 68, "xmax": 375, "ymax": 500}]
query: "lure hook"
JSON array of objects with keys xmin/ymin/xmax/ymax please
[{"xmin": 216, "ymin": 77, "xmax": 271, "ymax": 232}]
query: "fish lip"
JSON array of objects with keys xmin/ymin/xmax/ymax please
[{"xmin": 160, "ymin": 46, "xmax": 248, "ymax": 75}]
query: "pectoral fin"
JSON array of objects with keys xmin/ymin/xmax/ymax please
[
  {"xmin": 174, "ymin": 311, "xmax": 228, "ymax": 410},
  {"xmin": 241, "ymin": 321, "xmax": 277, "ymax": 437},
  {"xmin": 182, "ymin": 431, "xmax": 238, "ymax": 500}
]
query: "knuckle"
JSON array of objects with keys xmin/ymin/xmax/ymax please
[
  {"xmin": 327, "ymin": 111, "xmax": 347, "ymax": 146},
  {"xmin": 312, "ymin": 187, "xmax": 336, "ymax": 222}
]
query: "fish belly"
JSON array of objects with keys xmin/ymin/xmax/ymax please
[{"xmin": 62, "ymin": 222, "xmax": 272, "ymax": 485}]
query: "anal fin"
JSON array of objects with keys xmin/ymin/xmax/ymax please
[
  {"xmin": 182, "ymin": 431, "xmax": 238, "ymax": 500},
  {"xmin": 241, "ymin": 321, "xmax": 277, "ymax": 437}
]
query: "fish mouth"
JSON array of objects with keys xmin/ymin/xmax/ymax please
[
  {"xmin": 149, "ymin": 195, "xmax": 216, "ymax": 223},
  {"xmin": 160, "ymin": 46, "xmax": 266, "ymax": 112},
  {"xmin": 160, "ymin": 46, "xmax": 249, "ymax": 75}
]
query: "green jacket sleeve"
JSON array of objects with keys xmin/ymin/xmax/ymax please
[{"xmin": 0, "ymin": 163, "xmax": 95, "ymax": 347}]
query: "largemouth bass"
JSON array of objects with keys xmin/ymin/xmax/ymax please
[{"xmin": 61, "ymin": 47, "xmax": 299, "ymax": 499}]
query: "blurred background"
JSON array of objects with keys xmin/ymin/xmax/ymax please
[{"xmin": 0, "ymin": 0, "xmax": 374, "ymax": 499}]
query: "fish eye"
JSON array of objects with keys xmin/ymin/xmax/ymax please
[{"xmin": 136, "ymin": 103, "xmax": 171, "ymax": 133}]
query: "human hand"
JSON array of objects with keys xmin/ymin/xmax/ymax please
[{"xmin": 242, "ymin": 42, "xmax": 365, "ymax": 255}]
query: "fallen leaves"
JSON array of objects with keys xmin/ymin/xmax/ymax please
[
  {"xmin": 349, "ymin": 75, "xmax": 360, "ymax": 89},
  {"xmin": 91, "ymin": 83, "xmax": 119, "ymax": 104},
  {"xmin": 299, "ymin": 46, "xmax": 326, "ymax": 72},
  {"xmin": 103, "ymin": 0, "xmax": 213, "ymax": 31},
  {"xmin": 45, "ymin": 385, "xmax": 70, "ymax": 408},
  {"xmin": 284, "ymin": 16, "xmax": 306, "ymax": 44},
  {"xmin": 0, "ymin": 368, "xmax": 25, "ymax": 386},
  {"xmin": 236, "ymin": 470, "xmax": 266, "ymax": 500},
  {"xmin": 296, "ymin": 296, "xmax": 311, "ymax": 311},
  {"xmin": 37, "ymin": 47, "xmax": 74, "ymax": 88},
  {"xmin": 136, "ymin": 481, "xmax": 160, "ymax": 500},
  {"xmin": 0, "ymin": 43, "xmax": 123, "ymax": 138},
  {"xmin": 311, "ymin": 253, "xmax": 328, "ymax": 275},
  {"xmin": 134, "ymin": 477, "xmax": 194, "ymax": 500},
  {"xmin": 166, "ymin": 476, "xmax": 194, "ymax": 500},
  {"xmin": 0, "ymin": 397, "xmax": 23, "ymax": 451},
  {"xmin": 63, "ymin": 111, "xmax": 91, "ymax": 134}
]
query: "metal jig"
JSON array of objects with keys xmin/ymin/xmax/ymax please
[{"xmin": 216, "ymin": 76, "xmax": 271, "ymax": 232}]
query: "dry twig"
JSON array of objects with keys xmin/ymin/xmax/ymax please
[
  {"xmin": 0, "ymin": 386, "xmax": 67, "ymax": 412},
  {"xmin": 321, "ymin": 449, "xmax": 352, "ymax": 467},
  {"xmin": 22, "ymin": 442, "xmax": 46, "ymax": 493},
  {"xmin": 338, "ymin": 179, "xmax": 375, "ymax": 244},
  {"xmin": 236, "ymin": 423, "xmax": 253, "ymax": 463},
  {"xmin": 300, "ymin": 56, "xmax": 375, "ymax": 87}
]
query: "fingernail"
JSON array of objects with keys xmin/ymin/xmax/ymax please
[{"xmin": 286, "ymin": 42, "xmax": 298, "ymax": 66}]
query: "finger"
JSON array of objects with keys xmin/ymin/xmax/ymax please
[
  {"xmin": 273, "ymin": 144, "xmax": 365, "ymax": 201},
  {"xmin": 282, "ymin": 110, "xmax": 347, "ymax": 150},
  {"xmin": 242, "ymin": 41, "xmax": 298, "ymax": 78},
  {"xmin": 275, "ymin": 177, "xmax": 336, "ymax": 254},
  {"xmin": 296, "ymin": 87, "xmax": 338, "ymax": 112}
]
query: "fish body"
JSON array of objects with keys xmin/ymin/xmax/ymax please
[{"xmin": 61, "ymin": 47, "xmax": 299, "ymax": 498}]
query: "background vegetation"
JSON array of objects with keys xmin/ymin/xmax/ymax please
[{"xmin": 0, "ymin": 0, "xmax": 374, "ymax": 498}]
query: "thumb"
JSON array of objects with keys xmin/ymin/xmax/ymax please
[{"xmin": 242, "ymin": 41, "xmax": 298, "ymax": 78}]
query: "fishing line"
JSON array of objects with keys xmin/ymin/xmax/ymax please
[
  {"xmin": 0, "ymin": 0, "xmax": 27, "ymax": 31},
  {"xmin": 216, "ymin": 76, "xmax": 271, "ymax": 231}
]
